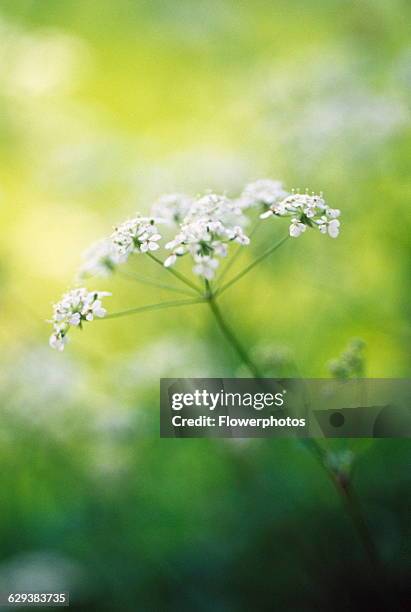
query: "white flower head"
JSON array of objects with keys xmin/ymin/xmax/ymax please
[
  {"xmin": 241, "ymin": 179, "xmax": 288, "ymax": 210},
  {"xmin": 49, "ymin": 288, "xmax": 111, "ymax": 351},
  {"xmin": 227, "ymin": 225, "xmax": 250, "ymax": 245},
  {"xmin": 261, "ymin": 190, "xmax": 341, "ymax": 239},
  {"xmin": 78, "ymin": 238, "xmax": 123, "ymax": 279},
  {"xmin": 193, "ymin": 255, "xmax": 219, "ymax": 280},
  {"xmin": 289, "ymin": 218, "xmax": 307, "ymax": 238},
  {"xmin": 317, "ymin": 217, "xmax": 340, "ymax": 238},
  {"xmin": 150, "ymin": 193, "xmax": 193, "ymax": 225},
  {"xmin": 49, "ymin": 333, "xmax": 68, "ymax": 352},
  {"xmin": 111, "ymin": 216, "xmax": 162, "ymax": 259},
  {"xmin": 185, "ymin": 193, "xmax": 232, "ymax": 221},
  {"xmin": 163, "ymin": 193, "xmax": 250, "ymax": 279}
]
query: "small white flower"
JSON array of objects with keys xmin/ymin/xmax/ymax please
[
  {"xmin": 49, "ymin": 333, "xmax": 68, "ymax": 352},
  {"xmin": 68, "ymin": 312, "xmax": 81, "ymax": 326},
  {"xmin": 327, "ymin": 219, "xmax": 340, "ymax": 238},
  {"xmin": 111, "ymin": 216, "xmax": 162, "ymax": 260},
  {"xmin": 49, "ymin": 288, "xmax": 111, "ymax": 351},
  {"xmin": 259, "ymin": 210, "xmax": 274, "ymax": 219},
  {"xmin": 163, "ymin": 193, "xmax": 250, "ymax": 278},
  {"xmin": 316, "ymin": 216, "xmax": 340, "ymax": 237},
  {"xmin": 150, "ymin": 193, "xmax": 193, "ymax": 225},
  {"xmin": 78, "ymin": 238, "xmax": 123, "ymax": 279},
  {"xmin": 289, "ymin": 219, "xmax": 307, "ymax": 238},
  {"xmin": 213, "ymin": 242, "xmax": 228, "ymax": 258},
  {"xmin": 193, "ymin": 256, "xmax": 219, "ymax": 280},
  {"xmin": 186, "ymin": 193, "xmax": 230, "ymax": 220},
  {"xmin": 86, "ymin": 298, "xmax": 107, "ymax": 320},
  {"xmin": 326, "ymin": 208, "xmax": 341, "ymax": 219},
  {"xmin": 261, "ymin": 191, "xmax": 341, "ymax": 239},
  {"xmin": 164, "ymin": 254, "xmax": 177, "ymax": 268},
  {"xmin": 242, "ymin": 179, "xmax": 288, "ymax": 209},
  {"xmin": 227, "ymin": 226, "xmax": 250, "ymax": 245},
  {"xmin": 139, "ymin": 232, "xmax": 162, "ymax": 252}
]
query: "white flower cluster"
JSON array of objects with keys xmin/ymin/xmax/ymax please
[
  {"xmin": 49, "ymin": 288, "xmax": 111, "ymax": 351},
  {"xmin": 111, "ymin": 216, "xmax": 162, "ymax": 258},
  {"xmin": 164, "ymin": 193, "xmax": 250, "ymax": 280},
  {"xmin": 260, "ymin": 192, "xmax": 341, "ymax": 238},
  {"xmin": 240, "ymin": 179, "xmax": 288, "ymax": 210},
  {"xmin": 78, "ymin": 238, "xmax": 123, "ymax": 278},
  {"xmin": 78, "ymin": 216, "xmax": 163, "ymax": 279},
  {"xmin": 184, "ymin": 193, "xmax": 238, "ymax": 220},
  {"xmin": 151, "ymin": 193, "xmax": 193, "ymax": 225},
  {"xmin": 76, "ymin": 182, "xmax": 341, "ymax": 282},
  {"xmin": 49, "ymin": 178, "xmax": 341, "ymax": 351}
]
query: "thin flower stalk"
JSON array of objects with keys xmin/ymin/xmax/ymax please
[
  {"xmin": 117, "ymin": 269, "xmax": 198, "ymax": 297},
  {"xmin": 146, "ymin": 252, "xmax": 203, "ymax": 294},
  {"xmin": 216, "ymin": 216, "xmax": 260, "ymax": 287},
  {"xmin": 103, "ymin": 298, "xmax": 205, "ymax": 320},
  {"xmin": 216, "ymin": 234, "xmax": 289, "ymax": 297}
]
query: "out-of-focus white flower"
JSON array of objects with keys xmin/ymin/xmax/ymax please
[
  {"xmin": 193, "ymin": 255, "xmax": 219, "ymax": 279},
  {"xmin": 185, "ymin": 193, "xmax": 232, "ymax": 221},
  {"xmin": 111, "ymin": 216, "xmax": 162, "ymax": 258},
  {"xmin": 49, "ymin": 288, "xmax": 110, "ymax": 351},
  {"xmin": 326, "ymin": 207, "xmax": 341, "ymax": 219},
  {"xmin": 164, "ymin": 193, "xmax": 250, "ymax": 279},
  {"xmin": 164, "ymin": 253, "xmax": 177, "ymax": 268},
  {"xmin": 261, "ymin": 191, "xmax": 341, "ymax": 238},
  {"xmin": 241, "ymin": 179, "xmax": 288, "ymax": 210},
  {"xmin": 227, "ymin": 225, "xmax": 250, "ymax": 245},
  {"xmin": 186, "ymin": 192, "xmax": 249, "ymax": 228},
  {"xmin": 49, "ymin": 333, "xmax": 68, "ymax": 352},
  {"xmin": 78, "ymin": 238, "xmax": 123, "ymax": 278},
  {"xmin": 317, "ymin": 216, "xmax": 341, "ymax": 237},
  {"xmin": 150, "ymin": 193, "xmax": 193, "ymax": 225},
  {"xmin": 289, "ymin": 218, "xmax": 307, "ymax": 238}
]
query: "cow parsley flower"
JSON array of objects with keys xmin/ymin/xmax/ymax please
[
  {"xmin": 260, "ymin": 192, "xmax": 341, "ymax": 238},
  {"xmin": 111, "ymin": 216, "xmax": 162, "ymax": 259},
  {"xmin": 192, "ymin": 255, "xmax": 220, "ymax": 280},
  {"xmin": 185, "ymin": 193, "xmax": 236, "ymax": 222},
  {"xmin": 289, "ymin": 218, "xmax": 307, "ymax": 238},
  {"xmin": 227, "ymin": 226, "xmax": 250, "ymax": 245},
  {"xmin": 49, "ymin": 288, "xmax": 111, "ymax": 351},
  {"xmin": 150, "ymin": 193, "xmax": 193, "ymax": 225},
  {"xmin": 78, "ymin": 238, "xmax": 123, "ymax": 278},
  {"xmin": 241, "ymin": 179, "xmax": 288, "ymax": 210},
  {"xmin": 164, "ymin": 194, "xmax": 250, "ymax": 279}
]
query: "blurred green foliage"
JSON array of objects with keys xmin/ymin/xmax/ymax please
[{"xmin": 0, "ymin": 0, "xmax": 410, "ymax": 609}]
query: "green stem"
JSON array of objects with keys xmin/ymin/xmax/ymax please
[
  {"xmin": 147, "ymin": 252, "xmax": 203, "ymax": 295},
  {"xmin": 209, "ymin": 279, "xmax": 379, "ymax": 572},
  {"xmin": 334, "ymin": 473, "xmax": 380, "ymax": 573},
  {"xmin": 206, "ymin": 289, "xmax": 263, "ymax": 378},
  {"xmin": 217, "ymin": 218, "xmax": 260, "ymax": 286},
  {"xmin": 117, "ymin": 269, "xmax": 197, "ymax": 297},
  {"xmin": 302, "ymin": 438, "xmax": 379, "ymax": 572},
  {"xmin": 103, "ymin": 298, "xmax": 205, "ymax": 320},
  {"xmin": 216, "ymin": 234, "xmax": 289, "ymax": 297}
]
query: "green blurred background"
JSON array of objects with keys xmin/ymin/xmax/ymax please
[{"xmin": 0, "ymin": 1, "xmax": 410, "ymax": 610}]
